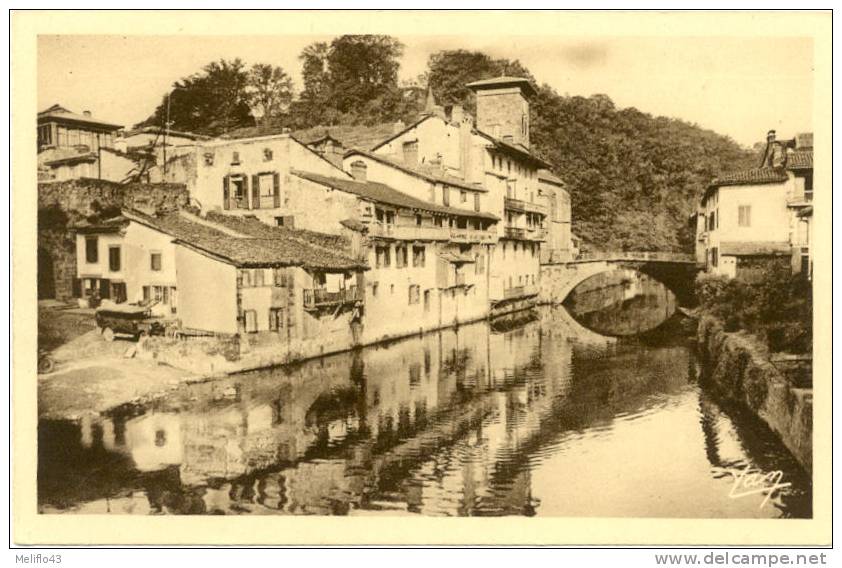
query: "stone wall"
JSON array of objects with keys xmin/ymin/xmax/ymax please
[
  {"xmin": 37, "ymin": 178, "xmax": 189, "ymax": 301},
  {"xmin": 697, "ymin": 314, "xmax": 812, "ymax": 473}
]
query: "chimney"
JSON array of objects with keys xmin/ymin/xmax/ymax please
[
  {"xmin": 83, "ymin": 110, "xmax": 92, "ymax": 117},
  {"xmin": 349, "ymin": 160, "xmax": 367, "ymax": 182},
  {"xmin": 466, "ymin": 77, "xmax": 536, "ymax": 148}
]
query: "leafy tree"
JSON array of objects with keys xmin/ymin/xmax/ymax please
[
  {"xmin": 246, "ymin": 64, "xmax": 294, "ymax": 128},
  {"xmin": 140, "ymin": 59, "xmax": 253, "ymax": 136},
  {"xmin": 296, "ymin": 35, "xmax": 407, "ymax": 125}
]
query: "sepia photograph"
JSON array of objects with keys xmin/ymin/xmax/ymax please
[{"xmin": 11, "ymin": 9, "xmax": 831, "ymax": 547}]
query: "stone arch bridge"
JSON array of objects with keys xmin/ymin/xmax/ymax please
[{"xmin": 540, "ymin": 252, "xmax": 700, "ymax": 306}]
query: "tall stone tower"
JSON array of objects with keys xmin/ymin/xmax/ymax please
[{"xmin": 466, "ymin": 76, "xmax": 536, "ymax": 149}]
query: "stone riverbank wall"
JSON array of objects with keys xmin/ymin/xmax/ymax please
[{"xmin": 696, "ymin": 314, "xmax": 812, "ymax": 473}]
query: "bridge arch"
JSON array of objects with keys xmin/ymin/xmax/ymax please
[{"xmin": 539, "ymin": 252, "xmax": 698, "ymax": 306}]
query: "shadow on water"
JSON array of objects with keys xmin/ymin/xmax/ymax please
[{"xmin": 38, "ymin": 301, "xmax": 811, "ymax": 518}]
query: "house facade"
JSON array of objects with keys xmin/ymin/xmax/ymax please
[
  {"xmin": 346, "ymin": 77, "xmax": 554, "ymax": 314},
  {"xmin": 537, "ymin": 170, "xmax": 574, "ymax": 263},
  {"xmin": 696, "ymin": 130, "xmax": 813, "ymax": 280}
]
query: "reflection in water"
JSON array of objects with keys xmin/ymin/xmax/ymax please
[
  {"xmin": 38, "ymin": 306, "xmax": 811, "ymax": 518},
  {"xmin": 564, "ymin": 269, "xmax": 677, "ymax": 336}
]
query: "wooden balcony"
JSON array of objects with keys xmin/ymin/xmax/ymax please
[
  {"xmin": 369, "ymin": 222, "xmax": 449, "ymax": 241},
  {"xmin": 302, "ymin": 286, "xmax": 363, "ymax": 310},
  {"xmin": 505, "ymin": 197, "xmax": 548, "ymax": 215},
  {"xmin": 502, "ymin": 284, "xmax": 538, "ymax": 300}
]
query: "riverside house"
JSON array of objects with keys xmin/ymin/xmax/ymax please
[
  {"xmin": 697, "ymin": 130, "xmax": 814, "ymax": 279},
  {"xmin": 75, "ymin": 208, "xmax": 367, "ymax": 360}
]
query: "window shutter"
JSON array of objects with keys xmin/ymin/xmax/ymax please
[
  {"xmin": 223, "ymin": 176, "xmax": 230, "ymax": 210},
  {"xmin": 273, "ymin": 172, "xmax": 281, "ymax": 207},
  {"xmin": 251, "ymin": 175, "xmax": 259, "ymax": 209},
  {"xmin": 241, "ymin": 176, "xmax": 250, "ymax": 208}
]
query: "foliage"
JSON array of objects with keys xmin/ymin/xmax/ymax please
[
  {"xmin": 295, "ymin": 35, "xmax": 413, "ymax": 127},
  {"xmin": 246, "ymin": 63, "xmax": 294, "ymax": 128},
  {"xmin": 140, "ymin": 59, "xmax": 292, "ymax": 136},
  {"xmin": 696, "ymin": 267, "xmax": 812, "ymax": 354}
]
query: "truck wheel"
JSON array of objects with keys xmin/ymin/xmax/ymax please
[
  {"xmin": 102, "ymin": 327, "xmax": 115, "ymax": 342},
  {"xmin": 38, "ymin": 355, "xmax": 55, "ymax": 374}
]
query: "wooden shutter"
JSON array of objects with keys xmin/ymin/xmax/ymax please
[
  {"xmin": 273, "ymin": 172, "xmax": 281, "ymax": 207},
  {"xmin": 223, "ymin": 176, "xmax": 230, "ymax": 210},
  {"xmin": 251, "ymin": 175, "xmax": 260, "ymax": 209},
  {"xmin": 241, "ymin": 176, "xmax": 250, "ymax": 209}
]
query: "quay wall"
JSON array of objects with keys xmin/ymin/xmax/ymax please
[{"xmin": 696, "ymin": 314, "xmax": 812, "ymax": 473}]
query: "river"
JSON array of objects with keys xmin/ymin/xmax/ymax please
[{"xmin": 38, "ymin": 270, "xmax": 812, "ymax": 518}]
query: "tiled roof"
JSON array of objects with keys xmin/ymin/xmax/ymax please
[
  {"xmin": 203, "ymin": 211, "xmax": 351, "ymax": 252},
  {"xmin": 711, "ymin": 167, "xmax": 789, "ymax": 187},
  {"xmin": 39, "ymin": 147, "xmax": 98, "ymax": 167},
  {"xmin": 292, "ymin": 170, "xmax": 499, "ymax": 221},
  {"xmin": 121, "ymin": 126, "xmax": 210, "ymax": 140},
  {"xmin": 787, "ymin": 150, "xmax": 813, "ymax": 171},
  {"xmin": 474, "ymin": 128, "xmax": 552, "ymax": 168},
  {"xmin": 38, "ymin": 104, "xmax": 122, "ymax": 130},
  {"xmin": 538, "ymin": 169, "xmax": 564, "ymax": 185},
  {"xmin": 343, "ymin": 148, "xmax": 488, "ymax": 193},
  {"xmin": 74, "ymin": 216, "xmax": 128, "ymax": 234},
  {"xmin": 719, "ymin": 241, "xmax": 791, "ymax": 256},
  {"xmin": 221, "ymin": 121, "xmax": 403, "ymax": 152},
  {"xmin": 124, "ymin": 209, "xmax": 365, "ymax": 271}
]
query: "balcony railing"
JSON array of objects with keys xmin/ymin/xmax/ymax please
[
  {"xmin": 369, "ymin": 222, "xmax": 450, "ymax": 241},
  {"xmin": 787, "ymin": 191, "xmax": 813, "ymax": 206},
  {"xmin": 573, "ymin": 251, "xmax": 696, "ymax": 263},
  {"xmin": 303, "ymin": 286, "xmax": 363, "ymax": 310},
  {"xmin": 502, "ymin": 284, "xmax": 538, "ymax": 300},
  {"xmin": 504, "ymin": 226, "xmax": 526, "ymax": 239},
  {"xmin": 526, "ymin": 227, "xmax": 547, "ymax": 241},
  {"xmin": 450, "ymin": 228, "xmax": 496, "ymax": 244},
  {"xmin": 504, "ymin": 197, "xmax": 547, "ymax": 215}
]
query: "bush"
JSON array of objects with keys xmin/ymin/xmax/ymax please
[{"xmin": 695, "ymin": 265, "xmax": 812, "ymax": 354}]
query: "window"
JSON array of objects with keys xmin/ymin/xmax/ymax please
[
  {"xmin": 376, "ymin": 245, "xmax": 391, "ymax": 268},
  {"xmin": 263, "ymin": 148, "xmax": 273, "ymax": 162},
  {"xmin": 434, "ymin": 217, "xmax": 443, "ymax": 227},
  {"xmin": 108, "ymin": 246, "xmax": 121, "ymax": 272},
  {"xmin": 254, "ymin": 269, "xmax": 265, "ymax": 287},
  {"xmin": 804, "ymin": 174, "xmax": 813, "ymax": 200},
  {"xmin": 474, "ymin": 193, "xmax": 481, "ymax": 212},
  {"xmin": 460, "ymin": 190, "xmax": 467, "ymax": 203},
  {"xmin": 415, "ymin": 214, "xmax": 422, "ymax": 226},
  {"xmin": 276, "ymin": 215, "xmax": 294, "ymax": 228},
  {"xmin": 259, "ymin": 173, "xmax": 275, "ymax": 198},
  {"xmin": 371, "ymin": 282, "xmax": 379, "ymax": 297},
  {"xmin": 269, "ymin": 308, "xmax": 285, "ymax": 332},
  {"xmin": 232, "ymin": 151, "xmax": 241, "ymax": 165},
  {"xmin": 711, "ymin": 247, "xmax": 719, "ymax": 267},
  {"xmin": 442, "ymin": 186, "xmax": 450, "ymax": 206},
  {"xmin": 475, "ymin": 254, "xmax": 485, "ymax": 275},
  {"xmin": 408, "ymin": 284, "xmax": 420, "ymax": 305},
  {"xmin": 396, "ymin": 245, "xmax": 408, "ymax": 268},
  {"xmin": 85, "ymin": 236, "xmax": 98, "ymax": 263},
  {"xmin": 412, "ymin": 245, "xmax": 426, "ymax": 267},
  {"xmin": 402, "ymin": 140, "xmax": 418, "ymax": 166},
  {"xmin": 243, "ymin": 310, "xmax": 258, "ymax": 333},
  {"xmin": 238, "ymin": 269, "xmax": 252, "ymax": 287},
  {"xmin": 423, "ymin": 290, "xmax": 431, "ymax": 312},
  {"xmin": 738, "ymin": 205, "xmax": 751, "ymax": 227},
  {"xmin": 150, "ymin": 252, "xmax": 162, "ymax": 271},
  {"xmin": 274, "ymin": 268, "xmax": 288, "ymax": 287}
]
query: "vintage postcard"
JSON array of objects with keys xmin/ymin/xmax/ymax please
[{"xmin": 11, "ymin": 10, "xmax": 832, "ymax": 546}]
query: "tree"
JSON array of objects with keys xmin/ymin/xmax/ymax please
[
  {"xmin": 296, "ymin": 35, "xmax": 406, "ymax": 125},
  {"xmin": 140, "ymin": 58, "xmax": 253, "ymax": 136},
  {"xmin": 246, "ymin": 63, "xmax": 293, "ymax": 127}
]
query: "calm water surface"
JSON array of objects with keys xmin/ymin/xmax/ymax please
[{"xmin": 38, "ymin": 272, "xmax": 811, "ymax": 517}]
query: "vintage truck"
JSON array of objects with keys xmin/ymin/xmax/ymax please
[{"xmin": 95, "ymin": 304, "xmax": 170, "ymax": 341}]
